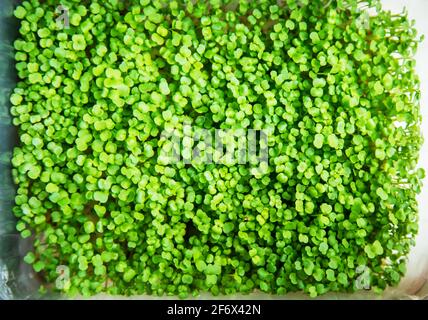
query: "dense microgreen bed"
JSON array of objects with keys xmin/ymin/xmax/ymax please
[{"xmin": 10, "ymin": 0, "xmax": 424, "ymax": 298}]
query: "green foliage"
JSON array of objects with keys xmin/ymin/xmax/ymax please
[{"xmin": 11, "ymin": 0, "xmax": 424, "ymax": 298}]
